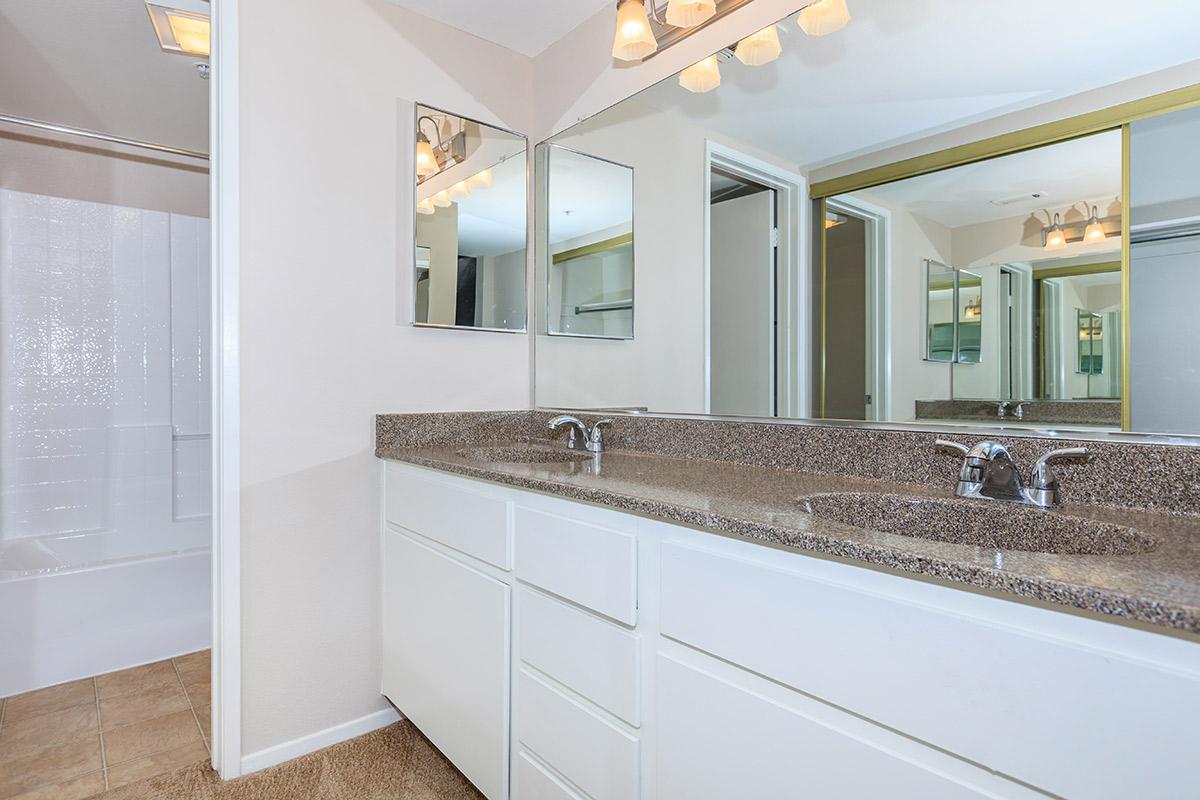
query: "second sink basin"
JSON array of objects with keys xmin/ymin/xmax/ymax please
[
  {"xmin": 458, "ymin": 443, "xmax": 593, "ymax": 464},
  {"xmin": 797, "ymin": 492, "xmax": 1157, "ymax": 555}
]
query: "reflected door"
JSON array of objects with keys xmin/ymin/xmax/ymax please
[
  {"xmin": 823, "ymin": 213, "xmax": 868, "ymax": 420},
  {"xmin": 710, "ymin": 190, "xmax": 776, "ymax": 417}
]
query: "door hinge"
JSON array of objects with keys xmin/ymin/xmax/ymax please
[
  {"xmin": 771, "ymin": 227, "xmax": 779, "ymax": 247},
  {"xmin": 865, "ymin": 393, "xmax": 873, "ymax": 405}
]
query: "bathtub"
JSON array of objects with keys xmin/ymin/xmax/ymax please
[{"xmin": 0, "ymin": 522, "xmax": 210, "ymax": 697}]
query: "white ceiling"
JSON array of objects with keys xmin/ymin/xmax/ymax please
[
  {"xmin": 547, "ymin": 147, "xmax": 633, "ymax": 244},
  {"xmin": 0, "ymin": 0, "xmax": 209, "ymax": 153},
  {"xmin": 634, "ymin": 0, "xmax": 1200, "ymax": 171},
  {"xmin": 457, "ymin": 155, "xmax": 528, "ymax": 256},
  {"xmin": 860, "ymin": 130, "xmax": 1123, "ymax": 229},
  {"xmin": 387, "ymin": 0, "xmax": 610, "ymax": 57}
]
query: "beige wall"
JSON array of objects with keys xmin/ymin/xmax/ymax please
[
  {"xmin": 238, "ymin": 0, "xmax": 532, "ymax": 758},
  {"xmin": 0, "ymin": 132, "xmax": 208, "ymax": 217}
]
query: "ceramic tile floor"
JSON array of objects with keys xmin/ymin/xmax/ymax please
[{"xmin": 0, "ymin": 650, "xmax": 211, "ymax": 799}]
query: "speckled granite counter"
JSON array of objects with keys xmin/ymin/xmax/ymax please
[{"xmin": 376, "ymin": 412, "xmax": 1200, "ymax": 635}]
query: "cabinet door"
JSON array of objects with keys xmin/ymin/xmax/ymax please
[{"xmin": 382, "ymin": 528, "xmax": 510, "ymax": 800}]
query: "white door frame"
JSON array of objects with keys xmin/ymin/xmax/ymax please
[
  {"xmin": 210, "ymin": 0, "xmax": 242, "ymax": 780},
  {"xmin": 824, "ymin": 195, "xmax": 891, "ymax": 422},
  {"xmin": 703, "ymin": 141, "xmax": 808, "ymax": 417}
]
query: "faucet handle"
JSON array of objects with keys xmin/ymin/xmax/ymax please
[
  {"xmin": 935, "ymin": 439, "xmax": 970, "ymax": 455},
  {"xmin": 1029, "ymin": 447, "xmax": 1091, "ymax": 490},
  {"xmin": 589, "ymin": 418, "xmax": 614, "ymax": 442}
]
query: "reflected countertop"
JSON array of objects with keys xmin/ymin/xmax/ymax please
[{"xmin": 383, "ymin": 439, "xmax": 1200, "ymax": 636}]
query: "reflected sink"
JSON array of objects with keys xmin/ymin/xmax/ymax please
[
  {"xmin": 797, "ymin": 492, "xmax": 1158, "ymax": 555},
  {"xmin": 458, "ymin": 443, "xmax": 593, "ymax": 465}
]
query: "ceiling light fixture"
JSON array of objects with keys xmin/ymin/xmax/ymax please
[
  {"xmin": 680, "ymin": 55, "xmax": 722, "ymax": 93},
  {"xmin": 797, "ymin": 0, "xmax": 851, "ymax": 36},
  {"xmin": 735, "ymin": 25, "xmax": 782, "ymax": 66},
  {"xmin": 612, "ymin": 0, "xmax": 658, "ymax": 61},
  {"xmin": 145, "ymin": 3, "xmax": 210, "ymax": 58}
]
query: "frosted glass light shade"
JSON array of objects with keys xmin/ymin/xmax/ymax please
[
  {"xmin": 612, "ymin": 0, "xmax": 657, "ymax": 61},
  {"xmin": 797, "ymin": 0, "xmax": 851, "ymax": 36},
  {"xmin": 468, "ymin": 168, "xmax": 494, "ymax": 190},
  {"xmin": 735, "ymin": 25, "xmax": 782, "ymax": 66},
  {"xmin": 416, "ymin": 197, "xmax": 436, "ymax": 215},
  {"xmin": 450, "ymin": 181, "xmax": 471, "ymax": 201},
  {"xmin": 1045, "ymin": 215, "xmax": 1067, "ymax": 250},
  {"xmin": 680, "ymin": 55, "xmax": 721, "ymax": 93},
  {"xmin": 1084, "ymin": 207, "xmax": 1106, "ymax": 242},
  {"xmin": 416, "ymin": 137, "xmax": 438, "ymax": 177},
  {"xmin": 432, "ymin": 190, "xmax": 453, "ymax": 208},
  {"xmin": 666, "ymin": 0, "xmax": 716, "ymax": 28}
]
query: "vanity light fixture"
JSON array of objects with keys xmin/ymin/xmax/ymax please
[
  {"xmin": 1084, "ymin": 205, "xmax": 1107, "ymax": 243},
  {"xmin": 680, "ymin": 55, "xmax": 722, "ymax": 93},
  {"xmin": 666, "ymin": 0, "xmax": 716, "ymax": 28},
  {"xmin": 1045, "ymin": 213, "xmax": 1068, "ymax": 251},
  {"xmin": 416, "ymin": 197, "xmax": 436, "ymax": 215},
  {"xmin": 450, "ymin": 180, "xmax": 472, "ymax": 201},
  {"xmin": 735, "ymin": 25, "xmax": 782, "ymax": 66},
  {"xmin": 797, "ymin": 0, "xmax": 851, "ymax": 36},
  {"xmin": 612, "ymin": 0, "xmax": 658, "ymax": 61},
  {"xmin": 145, "ymin": 3, "xmax": 210, "ymax": 58},
  {"xmin": 468, "ymin": 168, "xmax": 494, "ymax": 190},
  {"xmin": 432, "ymin": 190, "xmax": 453, "ymax": 208},
  {"xmin": 415, "ymin": 134, "xmax": 438, "ymax": 178},
  {"xmin": 415, "ymin": 114, "xmax": 468, "ymax": 182}
]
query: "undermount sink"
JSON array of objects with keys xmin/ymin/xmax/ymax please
[
  {"xmin": 797, "ymin": 492, "xmax": 1158, "ymax": 555},
  {"xmin": 457, "ymin": 443, "xmax": 593, "ymax": 464}
]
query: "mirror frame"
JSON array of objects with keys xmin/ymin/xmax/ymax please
[
  {"xmin": 411, "ymin": 102, "xmax": 530, "ymax": 335},
  {"xmin": 532, "ymin": 66, "xmax": 1200, "ymax": 444},
  {"xmin": 539, "ymin": 143, "xmax": 637, "ymax": 341}
]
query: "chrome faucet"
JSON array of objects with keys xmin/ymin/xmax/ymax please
[
  {"xmin": 996, "ymin": 401, "xmax": 1011, "ymax": 418},
  {"xmin": 936, "ymin": 439, "xmax": 1091, "ymax": 508},
  {"xmin": 547, "ymin": 415, "xmax": 613, "ymax": 454}
]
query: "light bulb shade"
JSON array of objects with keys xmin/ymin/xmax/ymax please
[
  {"xmin": 1084, "ymin": 221, "xmax": 1106, "ymax": 243},
  {"xmin": 468, "ymin": 168, "xmax": 494, "ymax": 190},
  {"xmin": 432, "ymin": 190, "xmax": 453, "ymax": 208},
  {"xmin": 416, "ymin": 198, "xmax": 436, "ymax": 215},
  {"xmin": 680, "ymin": 55, "xmax": 721, "ymax": 93},
  {"xmin": 735, "ymin": 25, "xmax": 782, "ymax": 66},
  {"xmin": 416, "ymin": 136, "xmax": 438, "ymax": 177},
  {"xmin": 665, "ymin": 0, "xmax": 716, "ymax": 28},
  {"xmin": 612, "ymin": 0, "xmax": 657, "ymax": 61},
  {"xmin": 797, "ymin": 0, "xmax": 851, "ymax": 36},
  {"xmin": 450, "ymin": 181, "xmax": 471, "ymax": 201}
]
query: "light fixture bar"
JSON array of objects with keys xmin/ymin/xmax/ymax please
[
  {"xmin": 1041, "ymin": 214, "xmax": 1121, "ymax": 247},
  {"xmin": 640, "ymin": 0, "xmax": 756, "ymax": 61}
]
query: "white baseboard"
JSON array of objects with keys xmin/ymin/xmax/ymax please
[{"xmin": 240, "ymin": 706, "xmax": 403, "ymax": 775}]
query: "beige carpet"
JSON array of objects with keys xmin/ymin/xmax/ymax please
[{"xmin": 90, "ymin": 721, "xmax": 484, "ymax": 799}]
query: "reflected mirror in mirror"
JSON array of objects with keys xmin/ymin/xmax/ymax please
[
  {"xmin": 533, "ymin": 3, "xmax": 1200, "ymax": 437},
  {"xmin": 543, "ymin": 145, "xmax": 634, "ymax": 339},
  {"xmin": 413, "ymin": 104, "xmax": 527, "ymax": 331}
]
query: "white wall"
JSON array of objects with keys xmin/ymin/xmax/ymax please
[{"xmin": 237, "ymin": 0, "xmax": 533, "ymax": 760}]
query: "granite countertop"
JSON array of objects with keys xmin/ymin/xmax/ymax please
[{"xmin": 382, "ymin": 438, "xmax": 1200, "ymax": 635}]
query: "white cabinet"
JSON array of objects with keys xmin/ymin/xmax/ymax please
[
  {"xmin": 382, "ymin": 461, "xmax": 1200, "ymax": 800},
  {"xmin": 381, "ymin": 527, "xmax": 510, "ymax": 800}
]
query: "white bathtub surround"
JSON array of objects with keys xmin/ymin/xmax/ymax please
[{"xmin": 0, "ymin": 188, "xmax": 212, "ymax": 696}]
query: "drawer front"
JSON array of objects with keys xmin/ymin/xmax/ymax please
[
  {"xmin": 514, "ymin": 506, "xmax": 636, "ymax": 625},
  {"xmin": 515, "ymin": 752, "xmax": 587, "ymax": 800},
  {"xmin": 517, "ymin": 669, "xmax": 639, "ymax": 800},
  {"xmin": 518, "ymin": 588, "xmax": 640, "ymax": 726},
  {"xmin": 386, "ymin": 464, "xmax": 511, "ymax": 569},
  {"xmin": 659, "ymin": 542, "xmax": 1200, "ymax": 800},
  {"xmin": 656, "ymin": 655, "xmax": 1000, "ymax": 800}
]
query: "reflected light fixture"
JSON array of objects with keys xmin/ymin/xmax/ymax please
[
  {"xmin": 416, "ymin": 197, "xmax": 436, "ymax": 215},
  {"xmin": 468, "ymin": 168, "xmax": 494, "ymax": 190},
  {"xmin": 1045, "ymin": 213, "xmax": 1067, "ymax": 251},
  {"xmin": 145, "ymin": 3, "xmax": 210, "ymax": 58},
  {"xmin": 735, "ymin": 25, "xmax": 782, "ymax": 66},
  {"xmin": 679, "ymin": 55, "xmax": 721, "ymax": 93},
  {"xmin": 432, "ymin": 190, "xmax": 453, "ymax": 208},
  {"xmin": 666, "ymin": 0, "xmax": 717, "ymax": 28},
  {"xmin": 1084, "ymin": 205, "xmax": 1107, "ymax": 243},
  {"xmin": 612, "ymin": 0, "xmax": 658, "ymax": 61},
  {"xmin": 450, "ymin": 181, "xmax": 472, "ymax": 201},
  {"xmin": 415, "ymin": 133, "xmax": 438, "ymax": 177},
  {"xmin": 797, "ymin": 0, "xmax": 851, "ymax": 36}
]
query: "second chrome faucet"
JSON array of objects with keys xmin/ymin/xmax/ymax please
[
  {"xmin": 548, "ymin": 415, "xmax": 613, "ymax": 453},
  {"xmin": 937, "ymin": 439, "xmax": 1090, "ymax": 508}
]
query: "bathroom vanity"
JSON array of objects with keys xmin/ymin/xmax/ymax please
[{"xmin": 377, "ymin": 414, "xmax": 1200, "ymax": 800}]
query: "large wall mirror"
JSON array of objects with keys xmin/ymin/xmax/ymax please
[
  {"xmin": 413, "ymin": 103, "xmax": 527, "ymax": 332},
  {"xmin": 533, "ymin": 2, "xmax": 1200, "ymax": 438}
]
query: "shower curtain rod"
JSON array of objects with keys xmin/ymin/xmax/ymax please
[{"xmin": 0, "ymin": 112, "xmax": 209, "ymax": 161}]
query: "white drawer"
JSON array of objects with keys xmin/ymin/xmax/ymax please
[
  {"xmin": 518, "ymin": 588, "xmax": 640, "ymax": 726},
  {"xmin": 514, "ymin": 506, "xmax": 636, "ymax": 625},
  {"xmin": 517, "ymin": 669, "xmax": 639, "ymax": 800},
  {"xmin": 659, "ymin": 541, "xmax": 1200, "ymax": 800},
  {"xmin": 515, "ymin": 751, "xmax": 586, "ymax": 800},
  {"xmin": 386, "ymin": 464, "xmax": 511, "ymax": 569}
]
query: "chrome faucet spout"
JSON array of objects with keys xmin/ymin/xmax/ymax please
[
  {"xmin": 548, "ymin": 415, "xmax": 613, "ymax": 453},
  {"xmin": 935, "ymin": 438, "xmax": 1089, "ymax": 509}
]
